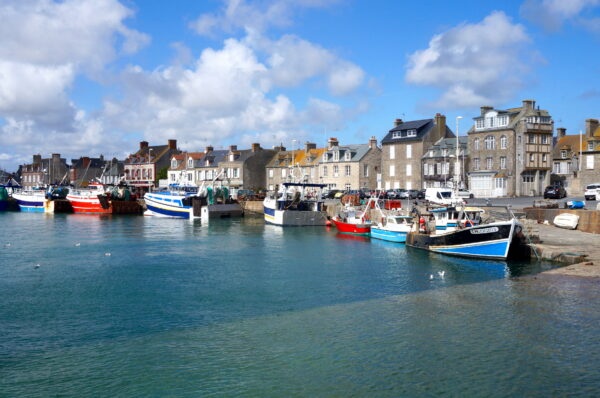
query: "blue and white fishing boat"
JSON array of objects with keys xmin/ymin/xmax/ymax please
[
  {"xmin": 370, "ymin": 215, "xmax": 414, "ymax": 243},
  {"xmin": 144, "ymin": 185, "xmax": 198, "ymax": 218},
  {"xmin": 12, "ymin": 186, "xmax": 70, "ymax": 212},
  {"xmin": 263, "ymin": 182, "xmax": 327, "ymax": 226}
]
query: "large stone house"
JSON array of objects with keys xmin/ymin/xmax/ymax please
[
  {"xmin": 265, "ymin": 143, "xmax": 325, "ymax": 191},
  {"xmin": 381, "ymin": 114, "xmax": 454, "ymax": 190},
  {"xmin": 422, "ymin": 137, "xmax": 469, "ymax": 189},
  {"xmin": 467, "ymin": 100, "xmax": 553, "ymax": 198},
  {"xmin": 167, "ymin": 152, "xmax": 205, "ymax": 185},
  {"xmin": 318, "ymin": 137, "xmax": 381, "ymax": 191},
  {"xmin": 20, "ymin": 154, "xmax": 69, "ymax": 188},
  {"xmin": 124, "ymin": 140, "xmax": 181, "ymax": 191},
  {"xmin": 217, "ymin": 144, "xmax": 278, "ymax": 192}
]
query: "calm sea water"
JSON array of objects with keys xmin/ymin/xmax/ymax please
[{"xmin": 1, "ymin": 212, "xmax": 599, "ymax": 397}]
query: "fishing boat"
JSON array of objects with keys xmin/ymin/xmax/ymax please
[
  {"xmin": 144, "ymin": 185, "xmax": 198, "ymax": 218},
  {"xmin": 12, "ymin": 186, "xmax": 69, "ymax": 212},
  {"xmin": 406, "ymin": 206, "xmax": 526, "ymax": 260},
  {"xmin": 0, "ymin": 185, "xmax": 11, "ymax": 211},
  {"xmin": 263, "ymin": 182, "xmax": 327, "ymax": 226},
  {"xmin": 66, "ymin": 183, "xmax": 134, "ymax": 214},
  {"xmin": 370, "ymin": 215, "xmax": 414, "ymax": 243},
  {"xmin": 331, "ymin": 201, "xmax": 372, "ymax": 236}
]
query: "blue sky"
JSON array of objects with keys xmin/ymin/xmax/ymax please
[{"xmin": 1, "ymin": 0, "xmax": 599, "ymax": 171}]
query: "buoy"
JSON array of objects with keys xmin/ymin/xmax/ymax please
[
  {"xmin": 105, "ymin": 252, "xmax": 111, "ymax": 257},
  {"xmin": 74, "ymin": 243, "xmax": 81, "ymax": 247},
  {"xmin": 325, "ymin": 220, "xmax": 332, "ymax": 227},
  {"xmin": 34, "ymin": 264, "xmax": 40, "ymax": 268}
]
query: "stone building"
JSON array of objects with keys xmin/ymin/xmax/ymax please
[
  {"xmin": 124, "ymin": 140, "xmax": 181, "ymax": 191},
  {"xmin": 20, "ymin": 154, "xmax": 69, "ymax": 188},
  {"xmin": 218, "ymin": 144, "xmax": 279, "ymax": 192},
  {"xmin": 467, "ymin": 100, "xmax": 553, "ymax": 198},
  {"xmin": 167, "ymin": 152, "xmax": 205, "ymax": 185},
  {"xmin": 265, "ymin": 143, "xmax": 325, "ymax": 191},
  {"xmin": 422, "ymin": 136, "xmax": 469, "ymax": 189},
  {"xmin": 70, "ymin": 156, "xmax": 106, "ymax": 186},
  {"xmin": 381, "ymin": 114, "xmax": 454, "ymax": 190},
  {"xmin": 318, "ymin": 137, "xmax": 381, "ymax": 191}
]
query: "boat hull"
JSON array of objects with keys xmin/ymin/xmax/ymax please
[
  {"xmin": 12, "ymin": 193, "xmax": 46, "ymax": 212},
  {"xmin": 66, "ymin": 195, "xmax": 112, "ymax": 214},
  {"xmin": 0, "ymin": 200, "xmax": 7, "ymax": 211},
  {"xmin": 144, "ymin": 193, "xmax": 191, "ymax": 218},
  {"xmin": 370, "ymin": 227, "xmax": 407, "ymax": 243},
  {"xmin": 263, "ymin": 205, "xmax": 327, "ymax": 226},
  {"xmin": 331, "ymin": 217, "xmax": 371, "ymax": 236},
  {"xmin": 406, "ymin": 220, "xmax": 522, "ymax": 260}
]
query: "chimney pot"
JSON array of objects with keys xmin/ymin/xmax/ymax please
[
  {"xmin": 168, "ymin": 139, "xmax": 177, "ymax": 150},
  {"xmin": 394, "ymin": 118, "xmax": 403, "ymax": 127},
  {"xmin": 586, "ymin": 119, "xmax": 599, "ymax": 138},
  {"xmin": 369, "ymin": 136, "xmax": 378, "ymax": 149},
  {"xmin": 557, "ymin": 127, "xmax": 567, "ymax": 138},
  {"xmin": 305, "ymin": 142, "xmax": 317, "ymax": 152},
  {"xmin": 140, "ymin": 141, "xmax": 149, "ymax": 150},
  {"xmin": 327, "ymin": 137, "xmax": 339, "ymax": 149},
  {"xmin": 251, "ymin": 143, "xmax": 261, "ymax": 152},
  {"xmin": 480, "ymin": 106, "xmax": 493, "ymax": 116},
  {"xmin": 205, "ymin": 145, "xmax": 214, "ymax": 153},
  {"xmin": 229, "ymin": 145, "xmax": 238, "ymax": 152},
  {"xmin": 522, "ymin": 99, "xmax": 535, "ymax": 110}
]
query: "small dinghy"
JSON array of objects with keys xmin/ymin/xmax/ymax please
[
  {"xmin": 566, "ymin": 200, "xmax": 585, "ymax": 209},
  {"xmin": 553, "ymin": 213, "xmax": 579, "ymax": 230}
]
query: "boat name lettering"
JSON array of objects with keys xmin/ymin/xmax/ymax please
[{"xmin": 470, "ymin": 227, "xmax": 499, "ymax": 235}]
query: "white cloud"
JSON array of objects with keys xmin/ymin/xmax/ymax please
[
  {"xmin": 405, "ymin": 11, "xmax": 532, "ymax": 109},
  {"xmin": 521, "ymin": 0, "xmax": 600, "ymax": 31},
  {"xmin": 189, "ymin": 0, "xmax": 340, "ymax": 36},
  {"xmin": 0, "ymin": 0, "xmax": 149, "ymax": 168}
]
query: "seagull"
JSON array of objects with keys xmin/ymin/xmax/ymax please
[
  {"xmin": 105, "ymin": 252, "xmax": 111, "ymax": 257},
  {"xmin": 74, "ymin": 243, "xmax": 81, "ymax": 247},
  {"xmin": 438, "ymin": 271, "xmax": 446, "ymax": 278},
  {"xmin": 4, "ymin": 243, "xmax": 11, "ymax": 248},
  {"xmin": 429, "ymin": 274, "xmax": 434, "ymax": 280},
  {"xmin": 34, "ymin": 264, "xmax": 40, "ymax": 268}
]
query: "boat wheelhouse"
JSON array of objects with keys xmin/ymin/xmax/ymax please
[
  {"xmin": 144, "ymin": 185, "xmax": 198, "ymax": 218},
  {"xmin": 370, "ymin": 215, "xmax": 414, "ymax": 243},
  {"xmin": 263, "ymin": 182, "xmax": 327, "ymax": 226}
]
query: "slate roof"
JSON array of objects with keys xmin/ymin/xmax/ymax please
[
  {"xmin": 126, "ymin": 145, "xmax": 170, "ymax": 164},
  {"xmin": 321, "ymin": 144, "xmax": 371, "ymax": 162},
  {"xmin": 70, "ymin": 157, "xmax": 105, "ymax": 169},
  {"xmin": 200, "ymin": 150, "xmax": 229, "ymax": 168},
  {"xmin": 553, "ymin": 134, "xmax": 600, "ymax": 159},
  {"xmin": 422, "ymin": 137, "xmax": 468, "ymax": 159},
  {"xmin": 381, "ymin": 119, "xmax": 454, "ymax": 144}
]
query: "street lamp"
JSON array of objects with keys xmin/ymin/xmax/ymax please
[
  {"xmin": 148, "ymin": 148, "xmax": 153, "ymax": 191},
  {"xmin": 455, "ymin": 116, "xmax": 463, "ymax": 189}
]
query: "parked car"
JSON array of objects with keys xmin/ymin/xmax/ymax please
[
  {"xmin": 321, "ymin": 189, "xmax": 342, "ymax": 199},
  {"xmin": 385, "ymin": 190, "xmax": 399, "ymax": 199},
  {"xmin": 457, "ymin": 188, "xmax": 474, "ymax": 199},
  {"xmin": 584, "ymin": 183, "xmax": 600, "ymax": 200},
  {"xmin": 397, "ymin": 189, "xmax": 409, "ymax": 199},
  {"xmin": 543, "ymin": 185, "xmax": 567, "ymax": 199},
  {"xmin": 416, "ymin": 189, "xmax": 426, "ymax": 200},
  {"xmin": 407, "ymin": 189, "xmax": 420, "ymax": 199}
]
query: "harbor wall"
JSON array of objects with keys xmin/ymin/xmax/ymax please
[
  {"xmin": 524, "ymin": 208, "xmax": 600, "ymax": 234},
  {"xmin": 239, "ymin": 200, "xmax": 264, "ymax": 214}
]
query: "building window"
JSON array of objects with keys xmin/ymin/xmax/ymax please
[
  {"xmin": 345, "ymin": 165, "xmax": 351, "ymax": 176},
  {"xmin": 363, "ymin": 164, "xmax": 369, "ymax": 177},
  {"xmin": 500, "ymin": 156, "xmax": 506, "ymax": 169},
  {"xmin": 170, "ymin": 174, "xmax": 175, "ymax": 181},
  {"xmin": 474, "ymin": 138, "xmax": 480, "ymax": 151},
  {"xmin": 334, "ymin": 151, "xmax": 340, "ymax": 161},
  {"xmin": 406, "ymin": 164, "xmax": 412, "ymax": 176},
  {"xmin": 344, "ymin": 151, "xmax": 351, "ymax": 161},
  {"xmin": 474, "ymin": 158, "xmax": 480, "ymax": 170},
  {"xmin": 500, "ymin": 135, "xmax": 507, "ymax": 149},
  {"xmin": 389, "ymin": 165, "xmax": 395, "ymax": 177},
  {"xmin": 588, "ymin": 142, "xmax": 595, "ymax": 151},
  {"xmin": 407, "ymin": 129, "xmax": 417, "ymax": 137},
  {"xmin": 268, "ymin": 169, "xmax": 273, "ymax": 178},
  {"xmin": 281, "ymin": 169, "xmax": 286, "ymax": 178},
  {"xmin": 486, "ymin": 157, "xmax": 493, "ymax": 170},
  {"xmin": 187, "ymin": 173, "xmax": 193, "ymax": 181},
  {"xmin": 269, "ymin": 184, "xmax": 274, "ymax": 191},
  {"xmin": 345, "ymin": 183, "xmax": 351, "ymax": 191},
  {"xmin": 560, "ymin": 150, "xmax": 567, "ymax": 159},
  {"xmin": 476, "ymin": 119, "xmax": 484, "ymax": 129},
  {"xmin": 542, "ymin": 135, "xmax": 548, "ymax": 144},
  {"xmin": 529, "ymin": 153, "xmax": 535, "ymax": 162},
  {"xmin": 389, "ymin": 146, "xmax": 395, "ymax": 160},
  {"xmin": 406, "ymin": 144, "xmax": 412, "ymax": 159},
  {"xmin": 542, "ymin": 154, "xmax": 547, "ymax": 162},
  {"xmin": 553, "ymin": 162, "xmax": 560, "ymax": 174},
  {"xmin": 392, "ymin": 131, "xmax": 401, "ymax": 139},
  {"xmin": 333, "ymin": 165, "xmax": 339, "ymax": 177},
  {"xmin": 233, "ymin": 168, "xmax": 239, "ymax": 178},
  {"xmin": 522, "ymin": 172, "xmax": 535, "ymax": 183},
  {"xmin": 485, "ymin": 135, "xmax": 495, "ymax": 150},
  {"xmin": 587, "ymin": 155, "xmax": 594, "ymax": 169},
  {"xmin": 528, "ymin": 134, "xmax": 535, "ymax": 144},
  {"xmin": 171, "ymin": 159, "xmax": 177, "ymax": 169},
  {"xmin": 322, "ymin": 153, "xmax": 328, "ymax": 162},
  {"xmin": 323, "ymin": 166, "xmax": 328, "ymax": 176},
  {"xmin": 188, "ymin": 158, "xmax": 193, "ymax": 168}
]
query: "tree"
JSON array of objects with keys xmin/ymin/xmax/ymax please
[{"xmin": 156, "ymin": 166, "xmax": 168, "ymax": 182}]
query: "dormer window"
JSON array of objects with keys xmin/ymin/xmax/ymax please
[
  {"xmin": 322, "ymin": 153, "xmax": 328, "ymax": 162},
  {"xmin": 561, "ymin": 150, "xmax": 567, "ymax": 159},
  {"xmin": 188, "ymin": 158, "xmax": 193, "ymax": 168},
  {"xmin": 476, "ymin": 119, "xmax": 484, "ymax": 129},
  {"xmin": 229, "ymin": 154, "xmax": 235, "ymax": 161},
  {"xmin": 406, "ymin": 129, "xmax": 417, "ymax": 137},
  {"xmin": 171, "ymin": 159, "xmax": 177, "ymax": 169},
  {"xmin": 392, "ymin": 131, "xmax": 401, "ymax": 139},
  {"xmin": 344, "ymin": 151, "xmax": 352, "ymax": 161},
  {"xmin": 205, "ymin": 159, "xmax": 211, "ymax": 166},
  {"xmin": 333, "ymin": 151, "xmax": 340, "ymax": 161},
  {"xmin": 588, "ymin": 142, "xmax": 594, "ymax": 151}
]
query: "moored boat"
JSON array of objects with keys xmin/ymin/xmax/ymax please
[
  {"xmin": 144, "ymin": 186, "xmax": 196, "ymax": 218},
  {"xmin": 331, "ymin": 202, "xmax": 373, "ymax": 236},
  {"xmin": 263, "ymin": 182, "xmax": 327, "ymax": 226},
  {"xmin": 370, "ymin": 215, "xmax": 414, "ymax": 243},
  {"xmin": 66, "ymin": 183, "xmax": 134, "ymax": 214},
  {"xmin": 12, "ymin": 189, "xmax": 47, "ymax": 212}
]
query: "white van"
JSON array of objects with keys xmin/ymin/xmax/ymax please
[
  {"xmin": 584, "ymin": 183, "xmax": 600, "ymax": 201},
  {"xmin": 425, "ymin": 188, "xmax": 463, "ymax": 206}
]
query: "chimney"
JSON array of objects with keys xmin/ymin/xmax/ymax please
[
  {"xmin": 435, "ymin": 113, "xmax": 447, "ymax": 138},
  {"xmin": 168, "ymin": 139, "xmax": 177, "ymax": 150},
  {"xmin": 480, "ymin": 106, "xmax": 493, "ymax": 116},
  {"xmin": 522, "ymin": 99, "xmax": 535, "ymax": 110},
  {"xmin": 52, "ymin": 153, "xmax": 60, "ymax": 160},
  {"xmin": 33, "ymin": 154, "xmax": 42, "ymax": 164},
  {"xmin": 369, "ymin": 136, "xmax": 378, "ymax": 149},
  {"xmin": 327, "ymin": 137, "xmax": 339, "ymax": 149},
  {"xmin": 99, "ymin": 154, "xmax": 104, "ymax": 161},
  {"xmin": 557, "ymin": 127, "xmax": 567, "ymax": 139},
  {"xmin": 229, "ymin": 145, "xmax": 237, "ymax": 152},
  {"xmin": 251, "ymin": 143, "xmax": 261, "ymax": 152},
  {"xmin": 83, "ymin": 157, "xmax": 90, "ymax": 168},
  {"xmin": 305, "ymin": 142, "xmax": 316, "ymax": 152},
  {"xmin": 394, "ymin": 118, "xmax": 403, "ymax": 127},
  {"xmin": 586, "ymin": 119, "xmax": 599, "ymax": 138},
  {"xmin": 140, "ymin": 141, "xmax": 149, "ymax": 150},
  {"xmin": 205, "ymin": 145, "xmax": 214, "ymax": 153}
]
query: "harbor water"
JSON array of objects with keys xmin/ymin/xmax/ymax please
[{"xmin": 1, "ymin": 212, "xmax": 600, "ymax": 397}]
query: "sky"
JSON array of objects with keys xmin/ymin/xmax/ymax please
[{"xmin": 1, "ymin": 0, "xmax": 599, "ymax": 171}]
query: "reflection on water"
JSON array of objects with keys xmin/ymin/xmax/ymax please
[{"xmin": 1, "ymin": 212, "xmax": 597, "ymax": 396}]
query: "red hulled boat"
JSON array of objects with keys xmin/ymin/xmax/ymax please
[
  {"xmin": 330, "ymin": 216, "xmax": 372, "ymax": 236},
  {"xmin": 66, "ymin": 183, "xmax": 112, "ymax": 214}
]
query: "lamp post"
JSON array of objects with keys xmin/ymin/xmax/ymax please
[
  {"xmin": 148, "ymin": 148, "xmax": 153, "ymax": 191},
  {"xmin": 455, "ymin": 116, "xmax": 463, "ymax": 189}
]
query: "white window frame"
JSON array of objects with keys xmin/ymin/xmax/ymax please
[
  {"xmin": 406, "ymin": 129, "xmax": 417, "ymax": 137},
  {"xmin": 344, "ymin": 151, "xmax": 351, "ymax": 161},
  {"xmin": 333, "ymin": 165, "xmax": 339, "ymax": 177},
  {"xmin": 392, "ymin": 131, "xmax": 401, "ymax": 139},
  {"xmin": 500, "ymin": 156, "xmax": 506, "ymax": 169},
  {"xmin": 268, "ymin": 169, "xmax": 273, "ymax": 178},
  {"xmin": 474, "ymin": 138, "xmax": 480, "ymax": 151},
  {"xmin": 406, "ymin": 164, "xmax": 412, "ymax": 177},
  {"xmin": 334, "ymin": 151, "xmax": 340, "ymax": 162},
  {"xmin": 500, "ymin": 135, "xmax": 507, "ymax": 149},
  {"xmin": 406, "ymin": 144, "xmax": 412, "ymax": 159},
  {"xmin": 322, "ymin": 153, "xmax": 328, "ymax": 162},
  {"xmin": 389, "ymin": 146, "xmax": 395, "ymax": 160},
  {"xmin": 389, "ymin": 165, "xmax": 395, "ymax": 177},
  {"xmin": 345, "ymin": 165, "xmax": 351, "ymax": 176},
  {"xmin": 363, "ymin": 164, "xmax": 369, "ymax": 177},
  {"xmin": 587, "ymin": 155, "xmax": 594, "ymax": 169}
]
